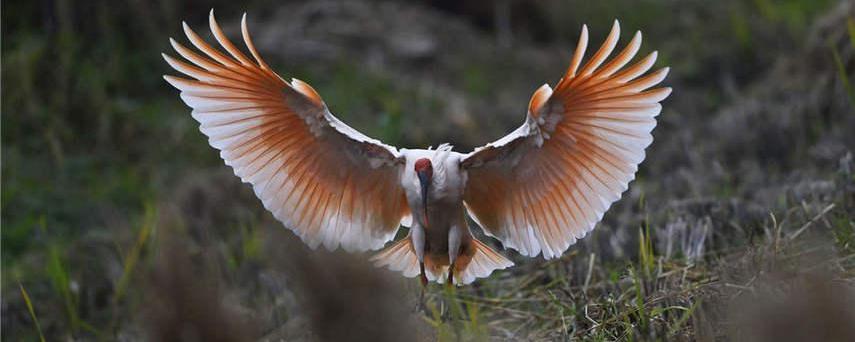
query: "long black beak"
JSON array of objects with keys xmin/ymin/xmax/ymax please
[{"xmin": 417, "ymin": 170, "xmax": 430, "ymax": 227}]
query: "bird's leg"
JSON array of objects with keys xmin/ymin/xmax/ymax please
[
  {"xmin": 447, "ymin": 224, "xmax": 462, "ymax": 288},
  {"xmin": 441, "ymin": 262, "xmax": 456, "ymax": 322},
  {"xmin": 447, "ymin": 262, "xmax": 455, "ymax": 287},
  {"xmin": 413, "ymin": 226, "xmax": 428, "ymax": 312},
  {"xmin": 420, "ymin": 262, "xmax": 428, "ymax": 287},
  {"xmin": 417, "ymin": 262, "xmax": 428, "ymax": 311}
]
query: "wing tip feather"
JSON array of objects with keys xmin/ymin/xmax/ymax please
[
  {"xmin": 162, "ymin": 74, "xmax": 185, "ymax": 89},
  {"xmin": 165, "ymin": 11, "xmax": 408, "ymax": 257},
  {"xmin": 462, "ymin": 20, "xmax": 671, "ymax": 263}
]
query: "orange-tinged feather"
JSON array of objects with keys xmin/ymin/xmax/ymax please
[
  {"xmin": 612, "ymin": 51, "xmax": 658, "ymax": 83},
  {"xmin": 240, "ymin": 13, "xmax": 271, "ymax": 71},
  {"xmin": 208, "ymin": 11, "xmax": 255, "ymax": 66},
  {"xmin": 461, "ymin": 21, "xmax": 668, "ymax": 258},
  {"xmin": 164, "ymin": 14, "xmax": 409, "ymax": 253},
  {"xmin": 596, "ymin": 31, "xmax": 642, "ymax": 78},
  {"xmin": 576, "ymin": 20, "xmax": 620, "ymax": 78},
  {"xmin": 562, "ymin": 25, "xmax": 588, "ymax": 81}
]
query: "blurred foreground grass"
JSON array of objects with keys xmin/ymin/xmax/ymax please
[{"xmin": 3, "ymin": 0, "xmax": 854, "ymax": 340}]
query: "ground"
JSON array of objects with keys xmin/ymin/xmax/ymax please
[{"xmin": 2, "ymin": 0, "xmax": 854, "ymax": 340}]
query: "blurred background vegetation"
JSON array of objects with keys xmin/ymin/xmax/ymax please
[{"xmin": 2, "ymin": 0, "xmax": 854, "ymax": 340}]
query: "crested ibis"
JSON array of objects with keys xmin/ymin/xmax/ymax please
[{"xmin": 163, "ymin": 12, "xmax": 671, "ymax": 286}]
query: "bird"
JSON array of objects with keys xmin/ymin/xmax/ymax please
[{"xmin": 162, "ymin": 11, "xmax": 671, "ymax": 286}]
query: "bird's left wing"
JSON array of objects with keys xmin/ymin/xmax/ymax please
[
  {"xmin": 461, "ymin": 21, "xmax": 671, "ymax": 259},
  {"xmin": 163, "ymin": 13, "xmax": 411, "ymax": 252}
]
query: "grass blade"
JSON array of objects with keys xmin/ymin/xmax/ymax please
[
  {"xmin": 112, "ymin": 203, "xmax": 157, "ymax": 304},
  {"xmin": 19, "ymin": 283, "xmax": 46, "ymax": 342},
  {"xmin": 831, "ymin": 46, "xmax": 854, "ymax": 105}
]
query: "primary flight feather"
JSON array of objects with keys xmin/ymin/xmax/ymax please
[{"xmin": 163, "ymin": 12, "xmax": 671, "ymax": 285}]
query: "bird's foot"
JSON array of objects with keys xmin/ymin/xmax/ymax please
[
  {"xmin": 413, "ymin": 297, "xmax": 427, "ymax": 314},
  {"xmin": 413, "ymin": 286, "xmax": 427, "ymax": 313},
  {"xmin": 413, "ymin": 271, "xmax": 430, "ymax": 314}
]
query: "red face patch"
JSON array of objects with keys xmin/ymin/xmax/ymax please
[{"xmin": 414, "ymin": 158, "xmax": 433, "ymax": 176}]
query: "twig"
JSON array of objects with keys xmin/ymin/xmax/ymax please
[
  {"xmin": 584, "ymin": 304, "xmax": 600, "ymax": 327},
  {"xmin": 583, "ymin": 253, "xmax": 596, "ymax": 294},
  {"xmin": 788, "ymin": 204, "xmax": 836, "ymax": 240}
]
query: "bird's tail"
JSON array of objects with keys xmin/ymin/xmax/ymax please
[
  {"xmin": 371, "ymin": 236, "xmax": 420, "ymax": 279},
  {"xmin": 451, "ymin": 237, "xmax": 514, "ymax": 285},
  {"xmin": 372, "ymin": 236, "xmax": 513, "ymax": 285}
]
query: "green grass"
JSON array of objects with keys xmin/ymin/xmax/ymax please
[
  {"xmin": 423, "ymin": 286, "xmax": 491, "ymax": 342},
  {"xmin": 45, "ymin": 235, "xmax": 79, "ymax": 333},
  {"xmin": 430, "ymin": 201, "xmax": 853, "ymax": 340},
  {"xmin": 19, "ymin": 283, "xmax": 46, "ymax": 342},
  {"xmin": 833, "ymin": 18, "xmax": 855, "ymax": 106},
  {"xmin": 112, "ymin": 203, "xmax": 157, "ymax": 305},
  {"xmin": 848, "ymin": 17, "xmax": 855, "ymax": 47}
]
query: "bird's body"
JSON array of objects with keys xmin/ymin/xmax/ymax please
[
  {"xmin": 396, "ymin": 146, "xmax": 504, "ymax": 284},
  {"xmin": 163, "ymin": 12, "xmax": 670, "ymax": 285},
  {"xmin": 402, "ymin": 147, "xmax": 468, "ymax": 260}
]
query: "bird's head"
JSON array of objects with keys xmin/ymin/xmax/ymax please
[
  {"xmin": 414, "ymin": 158, "xmax": 433, "ymax": 226},
  {"xmin": 414, "ymin": 158, "xmax": 433, "ymax": 180}
]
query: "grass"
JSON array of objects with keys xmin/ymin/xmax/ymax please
[
  {"xmin": 18, "ymin": 283, "xmax": 46, "ymax": 342},
  {"xmin": 849, "ymin": 17, "xmax": 855, "ymax": 47},
  {"xmin": 833, "ymin": 17, "xmax": 855, "ymax": 106},
  {"xmin": 112, "ymin": 203, "xmax": 157, "ymax": 305},
  {"xmin": 420, "ymin": 199, "xmax": 854, "ymax": 340},
  {"xmin": 46, "ymin": 237, "xmax": 79, "ymax": 333}
]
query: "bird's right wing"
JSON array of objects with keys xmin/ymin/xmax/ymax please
[
  {"xmin": 163, "ymin": 13, "xmax": 411, "ymax": 252},
  {"xmin": 461, "ymin": 21, "xmax": 670, "ymax": 259}
]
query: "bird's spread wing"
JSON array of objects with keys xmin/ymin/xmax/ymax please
[
  {"xmin": 163, "ymin": 12, "xmax": 411, "ymax": 252},
  {"xmin": 460, "ymin": 21, "xmax": 671, "ymax": 258}
]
